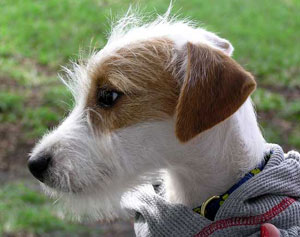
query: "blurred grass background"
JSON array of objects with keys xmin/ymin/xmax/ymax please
[{"xmin": 0, "ymin": 0, "xmax": 299, "ymax": 236}]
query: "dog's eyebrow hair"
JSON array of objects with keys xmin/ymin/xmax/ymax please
[{"xmin": 86, "ymin": 108, "xmax": 103, "ymax": 121}]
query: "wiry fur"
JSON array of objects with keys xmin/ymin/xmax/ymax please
[{"xmin": 29, "ymin": 9, "xmax": 266, "ymax": 221}]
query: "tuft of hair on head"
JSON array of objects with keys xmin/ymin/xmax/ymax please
[{"xmin": 108, "ymin": 2, "xmax": 177, "ymax": 42}]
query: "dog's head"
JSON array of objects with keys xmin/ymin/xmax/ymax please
[{"xmin": 28, "ymin": 14, "xmax": 255, "ymax": 220}]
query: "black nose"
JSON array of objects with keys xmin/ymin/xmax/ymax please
[{"xmin": 28, "ymin": 154, "xmax": 51, "ymax": 182}]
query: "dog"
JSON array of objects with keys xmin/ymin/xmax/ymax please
[{"xmin": 28, "ymin": 11, "xmax": 266, "ymax": 221}]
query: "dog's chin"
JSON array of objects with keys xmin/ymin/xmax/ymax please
[{"xmin": 41, "ymin": 182, "xmax": 130, "ymax": 221}]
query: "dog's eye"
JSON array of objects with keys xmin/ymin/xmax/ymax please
[{"xmin": 97, "ymin": 89, "xmax": 122, "ymax": 108}]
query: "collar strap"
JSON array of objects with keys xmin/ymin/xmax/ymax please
[{"xmin": 193, "ymin": 152, "xmax": 272, "ymax": 220}]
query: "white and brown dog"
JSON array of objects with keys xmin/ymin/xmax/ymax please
[{"xmin": 28, "ymin": 12, "xmax": 265, "ymax": 220}]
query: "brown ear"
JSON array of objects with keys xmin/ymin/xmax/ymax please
[{"xmin": 175, "ymin": 42, "xmax": 256, "ymax": 142}]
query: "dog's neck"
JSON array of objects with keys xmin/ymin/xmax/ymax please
[{"xmin": 164, "ymin": 99, "xmax": 266, "ymax": 207}]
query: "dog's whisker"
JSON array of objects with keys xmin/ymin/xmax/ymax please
[{"xmin": 52, "ymin": 194, "xmax": 63, "ymax": 206}]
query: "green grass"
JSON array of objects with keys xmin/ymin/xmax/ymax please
[
  {"xmin": 1, "ymin": 0, "xmax": 299, "ymax": 85},
  {"xmin": 0, "ymin": 183, "xmax": 103, "ymax": 236},
  {"xmin": 289, "ymin": 125, "xmax": 300, "ymax": 148},
  {"xmin": 252, "ymin": 88, "xmax": 287, "ymax": 112},
  {"xmin": 0, "ymin": 0, "xmax": 299, "ymax": 235},
  {"xmin": 0, "ymin": 91, "xmax": 25, "ymax": 122},
  {"xmin": 23, "ymin": 107, "xmax": 61, "ymax": 138}
]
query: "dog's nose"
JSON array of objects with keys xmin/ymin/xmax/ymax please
[{"xmin": 28, "ymin": 154, "xmax": 51, "ymax": 182}]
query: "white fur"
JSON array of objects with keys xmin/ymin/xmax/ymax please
[{"xmin": 30, "ymin": 10, "xmax": 266, "ymax": 221}]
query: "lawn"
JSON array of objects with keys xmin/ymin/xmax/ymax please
[
  {"xmin": 0, "ymin": 182, "xmax": 104, "ymax": 236},
  {"xmin": 0, "ymin": 0, "xmax": 299, "ymax": 236}
]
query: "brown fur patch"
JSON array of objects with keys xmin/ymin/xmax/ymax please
[
  {"xmin": 86, "ymin": 38, "xmax": 179, "ymax": 133},
  {"xmin": 86, "ymin": 38, "xmax": 255, "ymax": 140},
  {"xmin": 175, "ymin": 42, "xmax": 256, "ymax": 142}
]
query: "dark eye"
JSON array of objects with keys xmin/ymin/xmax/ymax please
[{"xmin": 97, "ymin": 89, "xmax": 122, "ymax": 108}]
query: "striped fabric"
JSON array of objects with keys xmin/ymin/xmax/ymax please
[{"xmin": 122, "ymin": 144, "xmax": 300, "ymax": 236}]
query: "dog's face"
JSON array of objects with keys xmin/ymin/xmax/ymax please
[{"xmin": 28, "ymin": 17, "xmax": 256, "ymax": 219}]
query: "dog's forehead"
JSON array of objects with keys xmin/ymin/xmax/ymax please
[
  {"xmin": 86, "ymin": 18, "xmax": 232, "ymax": 82},
  {"xmin": 87, "ymin": 38, "xmax": 174, "ymax": 92},
  {"xmin": 91, "ymin": 21, "xmax": 213, "ymax": 64}
]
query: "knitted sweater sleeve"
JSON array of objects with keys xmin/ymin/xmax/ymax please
[{"xmin": 121, "ymin": 185, "xmax": 211, "ymax": 236}]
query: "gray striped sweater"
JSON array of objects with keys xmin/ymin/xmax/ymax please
[{"xmin": 121, "ymin": 144, "xmax": 300, "ymax": 236}]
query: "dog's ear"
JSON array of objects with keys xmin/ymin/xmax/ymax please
[
  {"xmin": 175, "ymin": 42, "xmax": 256, "ymax": 143},
  {"xmin": 204, "ymin": 32, "xmax": 234, "ymax": 56}
]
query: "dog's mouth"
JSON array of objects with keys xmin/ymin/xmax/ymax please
[
  {"xmin": 40, "ymin": 171, "xmax": 82, "ymax": 194},
  {"xmin": 41, "ymin": 164, "xmax": 115, "ymax": 195}
]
